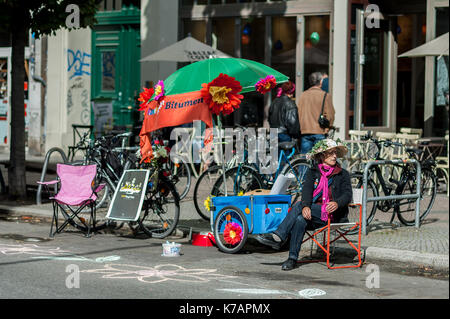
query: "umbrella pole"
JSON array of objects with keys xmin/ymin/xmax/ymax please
[{"xmin": 216, "ymin": 115, "xmax": 227, "ymax": 196}]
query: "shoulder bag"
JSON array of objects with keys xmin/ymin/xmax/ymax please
[{"xmin": 318, "ymin": 92, "xmax": 330, "ymax": 129}]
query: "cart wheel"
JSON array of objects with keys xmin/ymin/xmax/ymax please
[{"xmin": 213, "ymin": 206, "xmax": 248, "ymax": 254}]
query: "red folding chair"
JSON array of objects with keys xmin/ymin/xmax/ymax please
[
  {"xmin": 299, "ymin": 189, "xmax": 363, "ymax": 269},
  {"xmin": 37, "ymin": 164, "xmax": 104, "ymax": 238}
]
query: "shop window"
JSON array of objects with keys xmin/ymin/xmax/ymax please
[
  {"xmin": 434, "ymin": 7, "xmax": 449, "ymax": 136},
  {"xmin": 101, "ymin": 51, "xmax": 116, "ymax": 91},
  {"xmin": 303, "ymin": 15, "xmax": 330, "ymax": 89},
  {"xmin": 271, "ymin": 16, "xmax": 296, "ymax": 87},
  {"xmin": 241, "ymin": 17, "xmax": 265, "ymax": 62},
  {"xmin": 212, "ymin": 18, "xmax": 235, "ymax": 56},
  {"xmin": 183, "ymin": 19, "xmax": 207, "ymax": 43}
]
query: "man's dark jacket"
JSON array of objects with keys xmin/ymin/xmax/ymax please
[
  {"xmin": 299, "ymin": 163, "xmax": 353, "ymax": 223},
  {"xmin": 268, "ymin": 95, "xmax": 300, "ymax": 138}
]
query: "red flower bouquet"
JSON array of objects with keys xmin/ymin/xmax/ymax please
[
  {"xmin": 223, "ymin": 222, "xmax": 243, "ymax": 245},
  {"xmin": 200, "ymin": 73, "xmax": 243, "ymax": 116},
  {"xmin": 255, "ymin": 75, "xmax": 276, "ymax": 94},
  {"xmin": 137, "ymin": 87, "xmax": 155, "ymax": 111}
]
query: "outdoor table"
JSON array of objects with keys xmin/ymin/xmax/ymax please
[{"xmin": 417, "ymin": 137, "xmax": 446, "ymax": 161}]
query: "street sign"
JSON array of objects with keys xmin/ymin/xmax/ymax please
[{"xmin": 106, "ymin": 169, "xmax": 150, "ymax": 221}]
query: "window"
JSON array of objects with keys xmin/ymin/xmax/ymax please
[
  {"xmin": 101, "ymin": 51, "xmax": 116, "ymax": 92},
  {"xmin": 271, "ymin": 16, "xmax": 296, "ymax": 87},
  {"xmin": 303, "ymin": 15, "xmax": 330, "ymax": 90}
]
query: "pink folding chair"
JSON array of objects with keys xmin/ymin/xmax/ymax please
[{"xmin": 38, "ymin": 164, "xmax": 104, "ymax": 237}]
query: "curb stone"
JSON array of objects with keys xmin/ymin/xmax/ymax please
[{"xmin": 364, "ymin": 246, "xmax": 449, "ymax": 271}]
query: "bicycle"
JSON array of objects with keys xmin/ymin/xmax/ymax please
[
  {"xmin": 349, "ymin": 132, "xmax": 437, "ymax": 232},
  {"xmin": 192, "ymin": 152, "xmax": 240, "ymax": 220},
  {"xmin": 126, "ymin": 165, "xmax": 180, "ymax": 239},
  {"xmin": 147, "ymin": 130, "xmax": 192, "ymax": 201},
  {"xmin": 192, "ymin": 124, "xmax": 252, "ymax": 220},
  {"xmin": 210, "ymin": 138, "xmax": 310, "ymax": 210}
]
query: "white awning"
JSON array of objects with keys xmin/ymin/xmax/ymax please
[{"xmin": 399, "ymin": 32, "xmax": 449, "ymax": 58}]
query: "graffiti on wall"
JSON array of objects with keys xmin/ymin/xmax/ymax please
[
  {"xmin": 67, "ymin": 49, "xmax": 91, "ymax": 80},
  {"xmin": 67, "ymin": 49, "xmax": 91, "ymax": 125}
]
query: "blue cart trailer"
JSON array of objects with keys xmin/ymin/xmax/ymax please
[{"xmin": 211, "ymin": 194, "xmax": 291, "ymax": 253}]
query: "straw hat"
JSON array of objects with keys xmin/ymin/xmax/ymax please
[{"xmin": 306, "ymin": 138, "xmax": 348, "ymax": 161}]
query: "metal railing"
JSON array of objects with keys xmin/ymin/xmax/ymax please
[
  {"xmin": 361, "ymin": 159, "xmax": 421, "ymax": 235},
  {"xmin": 36, "ymin": 147, "xmax": 68, "ymax": 205}
]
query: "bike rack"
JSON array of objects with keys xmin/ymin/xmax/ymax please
[
  {"xmin": 362, "ymin": 159, "xmax": 421, "ymax": 235},
  {"xmin": 36, "ymin": 147, "xmax": 68, "ymax": 205}
]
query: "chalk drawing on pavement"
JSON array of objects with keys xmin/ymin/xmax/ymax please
[
  {"xmin": 0, "ymin": 244, "xmax": 70, "ymax": 256},
  {"xmin": 298, "ymin": 288, "xmax": 327, "ymax": 299},
  {"xmin": 81, "ymin": 263, "xmax": 236, "ymax": 284},
  {"xmin": 217, "ymin": 288, "xmax": 289, "ymax": 295},
  {"xmin": 31, "ymin": 255, "xmax": 121, "ymax": 263},
  {"xmin": 0, "ymin": 243, "xmax": 120, "ymax": 263}
]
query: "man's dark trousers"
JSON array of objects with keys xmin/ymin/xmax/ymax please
[{"xmin": 274, "ymin": 203, "xmax": 327, "ymax": 260}]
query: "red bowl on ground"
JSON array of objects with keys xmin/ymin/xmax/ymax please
[{"xmin": 192, "ymin": 232, "xmax": 216, "ymax": 247}]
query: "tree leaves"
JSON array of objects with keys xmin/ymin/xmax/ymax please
[{"xmin": 0, "ymin": 0, "xmax": 101, "ymax": 36}]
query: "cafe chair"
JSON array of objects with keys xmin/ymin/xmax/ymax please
[
  {"xmin": 299, "ymin": 189, "xmax": 363, "ymax": 269},
  {"xmin": 37, "ymin": 163, "xmax": 104, "ymax": 238}
]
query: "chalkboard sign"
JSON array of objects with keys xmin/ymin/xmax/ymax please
[{"xmin": 106, "ymin": 169, "xmax": 151, "ymax": 221}]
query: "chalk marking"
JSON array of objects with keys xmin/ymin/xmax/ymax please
[{"xmin": 81, "ymin": 263, "xmax": 236, "ymax": 284}]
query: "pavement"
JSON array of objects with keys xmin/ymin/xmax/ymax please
[{"xmin": 0, "ymin": 150, "xmax": 449, "ymax": 271}]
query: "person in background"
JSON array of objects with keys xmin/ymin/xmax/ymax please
[
  {"xmin": 321, "ymin": 72, "xmax": 329, "ymax": 93},
  {"xmin": 256, "ymin": 138, "xmax": 352, "ymax": 271},
  {"xmin": 297, "ymin": 72, "xmax": 335, "ymax": 154},
  {"xmin": 268, "ymin": 81, "xmax": 300, "ymax": 143}
]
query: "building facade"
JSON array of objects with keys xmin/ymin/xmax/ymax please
[{"xmin": 0, "ymin": 0, "xmax": 447, "ymax": 156}]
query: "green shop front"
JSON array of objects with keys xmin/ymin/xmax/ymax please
[{"xmin": 91, "ymin": 4, "xmax": 141, "ymax": 136}]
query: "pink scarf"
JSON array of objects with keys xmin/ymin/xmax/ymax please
[{"xmin": 313, "ymin": 164, "xmax": 335, "ymax": 222}]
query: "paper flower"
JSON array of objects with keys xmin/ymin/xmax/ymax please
[
  {"xmin": 255, "ymin": 75, "xmax": 276, "ymax": 94},
  {"xmin": 204, "ymin": 196, "xmax": 212, "ymax": 212},
  {"xmin": 137, "ymin": 87, "xmax": 155, "ymax": 111},
  {"xmin": 306, "ymin": 138, "xmax": 348, "ymax": 161},
  {"xmin": 154, "ymin": 80, "xmax": 165, "ymax": 102},
  {"xmin": 223, "ymin": 222, "xmax": 243, "ymax": 245},
  {"xmin": 200, "ymin": 73, "xmax": 243, "ymax": 116}
]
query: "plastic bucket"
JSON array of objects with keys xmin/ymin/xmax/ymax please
[{"xmin": 162, "ymin": 242, "xmax": 182, "ymax": 257}]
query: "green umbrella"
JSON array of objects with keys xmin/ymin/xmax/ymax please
[{"xmin": 161, "ymin": 57, "xmax": 289, "ymax": 96}]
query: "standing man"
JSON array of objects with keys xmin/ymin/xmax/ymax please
[{"xmin": 297, "ymin": 72, "xmax": 335, "ymax": 154}]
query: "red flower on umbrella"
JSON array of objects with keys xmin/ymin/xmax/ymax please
[
  {"xmin": 255, "ymin": 75, "xmax": 276, "ymax": 94},
  {"xmin": 200, "ymin": 73, "xmax": 243, "ymax": 116},
  {"xmin": 138, "ymin": 87, "xmax": 155, "ymax": 111},
  {"xmin": 223, "ymin": 222, "xmax": 243, "ymax": 245}
]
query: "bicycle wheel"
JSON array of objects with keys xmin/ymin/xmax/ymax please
[
  {"xmin": 211, "ymin": 165, "xmax": 264, "ymax": 197},
  {"xmin": 213, "ymin": 206, "xmax": 248, "ymax": 253},
  {"xmin": 396, "ymin": 168, "xmax": 437, "ymax": 226},
  {"xmin": 343, "ymin": 173, "xmax": 378, "ymax": 234},
  {"xmin": 167, "ymin": 160, "xmax": 191, "ymax": 200},
  {"xmin": 281, "ymin": 159, "xmax": 310, "ymax": 203},
  {"xmin": 193, "ymin": 165, "xmax": 225, "ymax": 220},
  {"xmin": 138, "ymin": 176, "xmax": 180, "ymax": 239}
]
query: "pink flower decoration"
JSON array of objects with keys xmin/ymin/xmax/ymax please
[
  {"xmin": 255, "ymin": 75, "xmax": 277, "ymax": 94},
  {"xmin": 154, "ymin": 80, "xmax": 165, "ymax": 102}
]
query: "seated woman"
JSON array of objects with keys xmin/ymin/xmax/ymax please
[{"xmin": 257, "ymin": 138, "xmax": 353, "ymax": 270}]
